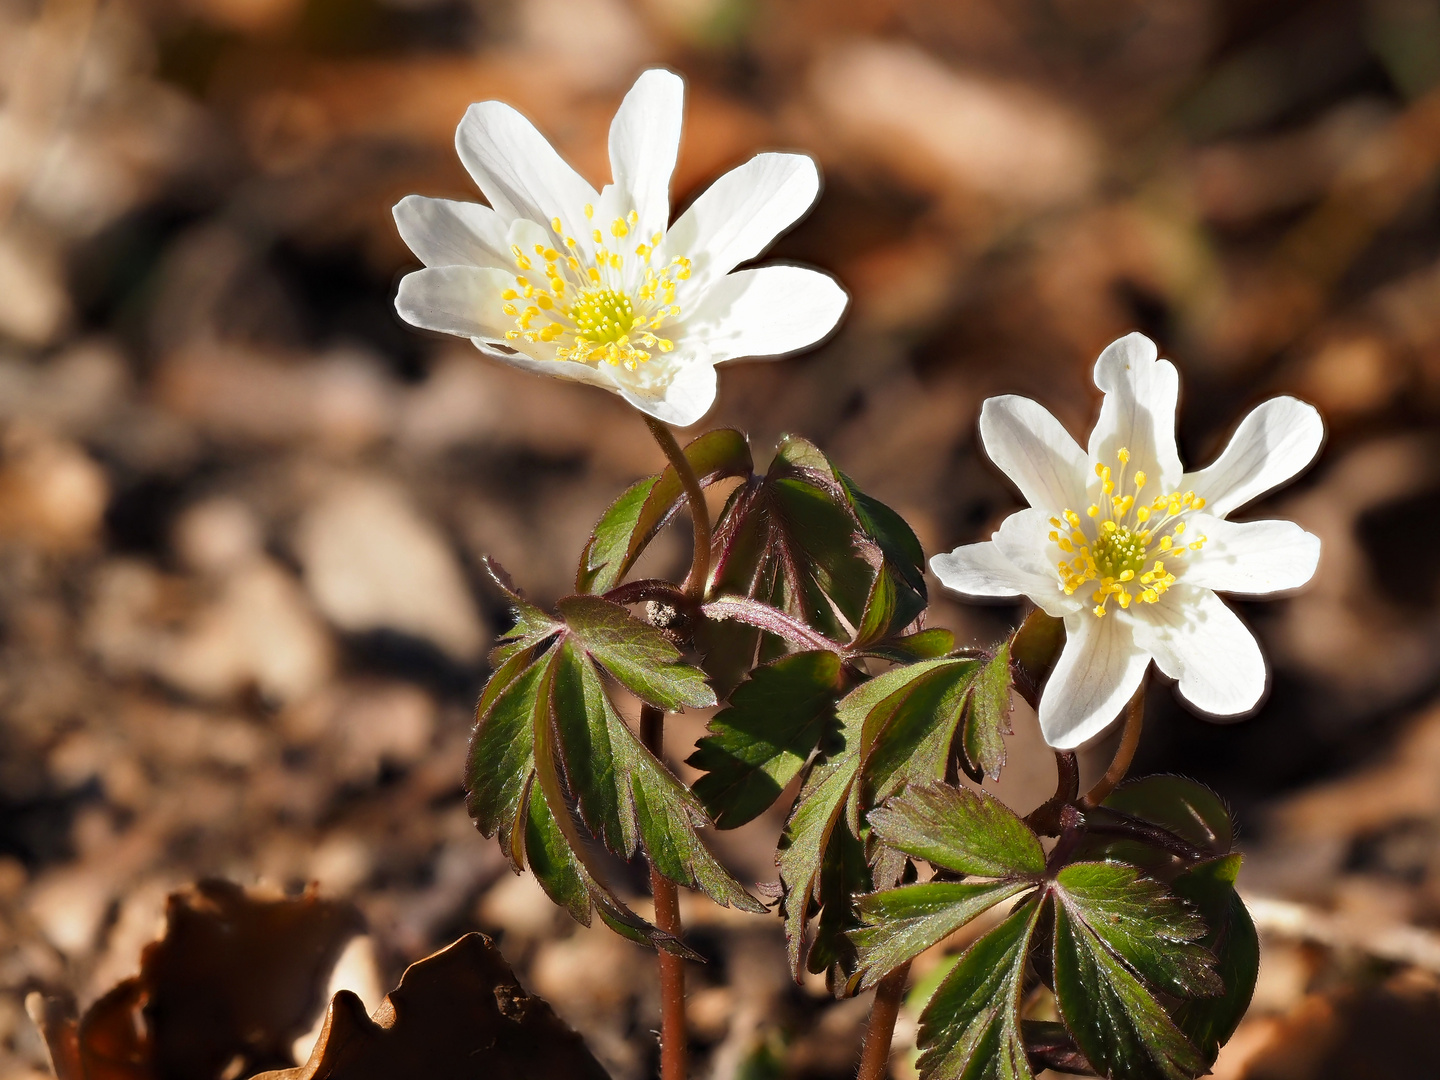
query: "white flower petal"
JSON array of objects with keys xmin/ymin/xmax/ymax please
[
  {"xmin": 1131, "ymin": 584, "xmax": 1266, "ymax": 718},
  {"xmin": 663, "ymin": 153, "xmax": 820, "ymax": 285},
  {"xmin": 609, "ymin": 69, "xmax": 683, "ymax": 244},
  {"xmin": 616, "ymin": 353, "xmax": 718, "ymax": 427},
  {"xmin": 395, "ymin": 266, "xmax": 514, "ymax": 340},
  {"xmin": 470, "ymin": 341, "xmax": 619, "ymax": 391},
  {"xmin": 992, "ymin": 508, "xmax": 1083, "ymax": 617},
  {"xmin": 392, "ymin": 195, "xmax": 510, "ymax": 269},
  {"xmin": 1184, "ymin": 396, "xmax": 1324, "ymax": 518},
  {"xmin": 978, "ymin": 395, "xmax": 1090, "ymax": 515},
  {"xmin": 456, "ymin": 101, "xmax": 598, "ymax": 238},
  {"xmin": 930, "ymin": 540, "xmax": 1069, "ymax": 607},
  {"xmin": 1180, "ymin": 514, "xmax": 1320, "ymax": 595},
  {"xmin": 684, "ymin": 265, "xmax": 847, "ymax": 364},
  {"xmin": 1089, "ymin": 332, "xmax": 1183, "ymax": 491},
  {"xmin": 1039, "ymin": 612, "xmax": 1150, "ymax": 749}
]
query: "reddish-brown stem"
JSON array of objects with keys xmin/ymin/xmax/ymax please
[
  {"xmin": 643, "ymin": 414, "xmax": 711, "ymax": 601},
  {"xmin": 641, "ymin": 703, "xmax": 687, "ymax": 1080},
  {"xmin": 1082, "ymin": 681, "xmax": 1146, "ymax": 807},
  {"xmin": 638, "ymin": 414, "xmax": 714, "ymax": 1080},
  {"xmin": 857, "ymin": 961, "xmax": 911, "ymax": 1080}
]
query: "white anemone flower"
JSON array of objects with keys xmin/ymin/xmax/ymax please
[
  {"xmin": 932, "ymin": 332, "xmax": 1324, "ymax": 750},
  {"xmin": 392, "ymin": 68, "xmax": 848, "ymax": 427}
]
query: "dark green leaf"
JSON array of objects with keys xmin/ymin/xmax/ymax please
[
  {"xmin": 807, "ymin": 814, "xmax": 870, "ymax": 981},
  {"xmin": 1104, "ymin": 776, "xmax": 1234, "ymax": 856},
  {"xmin": 856, "ymin": 660, "xmax": 982, "ymax": 812},
  {"xmin": 466, "ymin": 649, "xmax": 546, "ymax": 862},
  {"xmin": 702, "ymin": 436, "xmax": 926, "ymax": 688},
  {"xmin": 578, "ymin": 428, "xmax": 752, "ymax": 594},
  {"xmin": 1172, "ymin": 854, "xmax": 1259, "ymax": 1064},
  {"xmin": 962, "ymin": 643, "xmax": 1013, "ymax": 782},
  {"xmin": 851, "ymin": 880, "xmax": 1032, "ymax": 990},
  {"xmin": 1008, "ymin": 609, "xmax": 1064, "ymax": 705},
  {"xmin": 777, "ymin": 750, "xmax": 862, "ymax": 979},
  {"xmin": 551, "ymin": 638, "xmax": 636, "ymax": 855},
  {"xmin": 838, "ymin": 472, "xmax": 927, "ymax": 601},
  {"xmin": 1053, "ymin": 863, "xmax": 1221, "ymax": 998},
  {"xmin": 1052, "ymin": 895, "xmax": 1207, "ymax": 1080},
  {"xmin": 688, "ymin": 651, "xmax": 844, "ymax": 828},
  {"xmin": 486, "ymin": 561, "xmax": 562, "ymax": 667},
  {"xmin": 916, "ymin": 900, "xmax": 1042, "ymax": 1080},
  {"xmin": 576, "ymin": 477, "xmax": 655, "ymax": 595},
  {"xmin": 869, "ymin": 783, "xmax": 1045, "ymax": 880},
  {"xmin": 859, "ymin": 627, "xmax": 956, "ymax": 663},
  {"xmin": 551, "ymin": 634, "xmax": 763, "ymax": 914},
  {"xmin": 556, "ymin": 594, "xmax": 716, "ymax": 710}
]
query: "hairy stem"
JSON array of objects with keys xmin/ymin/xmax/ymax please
[
  {"xmin": 644, "ymin": 414, "xmax": 712, "ymax": 601},
  {"xmin": 641, "ymin": 703, "xmax": 688, "ymax": 1080},
  {"xmin": 1082, "ymin": 682, "xmax": 1145, "ymax": 807},
  {"xmin": 857, "ymin": 961, "xmax": 912, "ymax": 1080},
  {"xmin": 638, "ymin": 416, "xmax": 714, "ymax": 1080}
]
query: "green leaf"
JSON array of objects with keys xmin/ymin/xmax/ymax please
[
  {"xmin": 851, "ymin": 879, "xmax": 1032, "ymax": 991},
  {"xmin": 1171, "ymin": 854, "xmax": 1259, "ymax": 1065},
  {"xmin": 688, "ymin": 651, "xmax": 844, "ymax": 828},
  {"xmin": 1104, "ymin": 776, "xmax": 1234, "ymax": 856},
  {"xmin": 868, "ymin": 783, "xmax": 1045, "ymax": 880},
  {"xmin": 915, "ymin": 900, "xmax": 1042, "ymax": 1080},
  {"xmin": 1053, "ymin": 863, "xmax": 1220, "ymax": 998},
  {"xmin": 1052, "ymin": 892, "xmax": 1207, "ymax": 1080},
  {"xmin": 578, "ymin": 428, "xmax": 753, "ymax": 594},
  {"xmin": 486, "ymin": 560, "xmax": 562, "ymax": 667},
  {"xmin": 859, "ymin": 627, "xmax": 956, "ymax": 663},
  {"xmin": 701, "ymin": 435, "xmax": 926, "ymax": 690},
  {"xmin": 807, "ymin": 814, "xmax": 870, "ymax": 980},
  {"xmin": 467, "ymin": 586, "xmax": 758, "ymax": 952},
  {"xmin": 551, "ymin": 633, "xmax": 763, "ymax": 914},
  {"xmin": 556, "ymin": 594, "xmax": 716, "ymax": 710},
  {"xmin": 576, "ymin": 477, "xmax": 655, "ymax": 595},
  {"xmin": 466, "ymin": 649, "xmax": 547, "ymax": 864},
  {"xmin": 855, "ymin": 660, "xmax": 981, "ymax": 813},
  {"xmin": 838, "ymin": 471, "xmax": 927, "ymax": 600},
  {"xmin": 962, "ymin": 643, "xmax": 1013, "ymax": 782},
  {"xmin": 777, "ymin": 749, "xmax": 863, "ymax": 979},
  {"xmin": 1008, "ymin": 608, "xmax": 1064, "ymax": 704}
]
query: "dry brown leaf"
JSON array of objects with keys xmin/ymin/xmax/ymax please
[
  {"xmin": 29, "ymin": 879, "xmax": 364, "ymax": 1080},
  {"xmin": 253, "ymin": 933, "xmax": 612, "ymax": 1080}
]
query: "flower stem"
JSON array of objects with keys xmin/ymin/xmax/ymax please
[
  {"xmin": 643, "ymin": 414, "xmax": 711, "ymax": 601},
  {"xmin": 638, "ymin": 414, "xmax": 712, "ymax": 1080},
  {"xmin": 857, "ymin": 961, "xmax": 912, "ymax": 1080},
  {"xmin": 1082, "ymin": 682, "xmax": 1145, "ymax": 807},
  {"xmin": 641, "ymin": 703, "xmax": 688, "ymax": 1080}
]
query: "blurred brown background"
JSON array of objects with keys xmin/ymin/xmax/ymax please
[{"xmin": 4, "ymin": 0, "xmax": 1440, "ymax": 1077}]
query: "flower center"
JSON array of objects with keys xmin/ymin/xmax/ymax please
[
  {"xmin": 1051, "ymin": 447, "xmax": 1210, "ymax": 618},
  {"xmin": 500, "ymin": 206, "xmax": 691, "ymax": 371}
]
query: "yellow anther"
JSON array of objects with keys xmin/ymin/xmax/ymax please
[
  {"xmin": 592, "ymin": 229, "xmax": 603, "ymax": 244},
  {"xmin": 611, "ymin": 218, "xmax": 629, "ymax": 238},
  {"xmin": 1087, "ymin": 505, "xmax": 1100, "ymax": 518},
  {"xmin": 1058, "ymin": 538, "xmax": 1074, "ymax": 553},
  {"xmin": 584, "ymin": 204, "xmax": 594, "ymax": 219},
  {"xmin": 501, "ymin": 289, "xmax": 518, "ymax": 300},
  {"xmin": 1136, "ymin": 507, "xmax": 1150, "ymax": 522},
  {"xmin": 1192, "ymin": 496, "xmax": 1205, "ymax": 510},
  {"xmin": 1134, "ymin": 471, "xmax": 1146, "ymax": 489},
  {"xmin": 551, "ymin": 217, "xmax": 563, "ymax": 232},
  {"xmin": 1117, "ymin": 447, "xmax": 1130, "ymax": 464}
]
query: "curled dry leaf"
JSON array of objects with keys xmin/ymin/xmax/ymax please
[
  {"xmin": 29, "ymin": 878, "xmax": 365, "ymax": 1080},
  {"xmin": 253, "ymin": 933, "xmax": 611, "ymax": 1080}
]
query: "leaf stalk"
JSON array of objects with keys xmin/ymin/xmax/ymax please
[{"xmin": 856, "ymin": 960, "xmax": 911, "ymax": 1080}]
